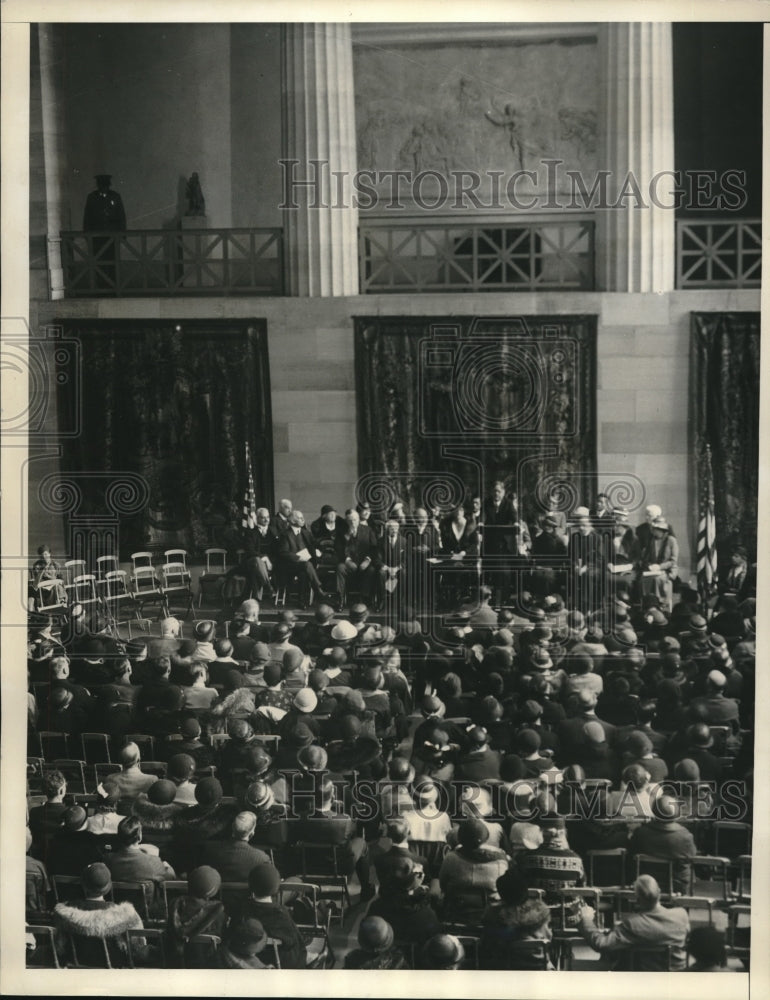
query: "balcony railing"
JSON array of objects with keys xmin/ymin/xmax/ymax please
[
  {"xmin": 359, "ymin": 215, "xmax": 595, "ymax": 293},
  {"xmin": 59, "ymin": 228, "xmax": 284, "ymax": 297},
  {"xmin": 676, "ymin": 218, "xmax": 761, "ymax": 289}
]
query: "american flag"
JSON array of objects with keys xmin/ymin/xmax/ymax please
[
  {"xmin": 241, "ymin": 442, "xmax": 257, "ymax": 530},
  {"xmin": 696, "ymin": 442, "xmax": 718, "ymax": 599}
]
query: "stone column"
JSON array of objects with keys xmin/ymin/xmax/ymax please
[
  {"xmin": 282, "ymin": 24, "xmax": 358, "ymax": 296},
  {"xmin": 38, "ymin": 24, "xmax": 68, "ymax": 300},
  {"xmin": 596, "ymin": 23, "xmax": 676, "ymax": 292}
]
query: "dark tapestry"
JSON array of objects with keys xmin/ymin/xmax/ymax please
[
  {"xmin": 690, "ymin": 312, "xmax": 760, "ymax": 564},
  {"xmin": 354, "ymin": 316, "xmax": 597, "ymax": 524},
  {"xmin": 57, "ymin": 320, "xmax": 273, "ymax": 558}
]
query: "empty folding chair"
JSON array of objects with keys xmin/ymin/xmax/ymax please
[
  {"xmin": 123, "ymin": 734, "xmax": 155, "ymax": 760},
  {"xmin": 634, "ymin": 853, "xmax": 675, "ymax": 896},
  {"xmin": 689, "ymin": 855, "xmax": 732, "ymax": 902},
  {"xmin": 198, "ymin": 548, "xmax": 228, "ymax": 609},
  {"xmin": 714, "ymin": 821, "xmax": 752, "ymax": 859},
  {"xmin": 80, "ymin": 733, "xmax": 112, "ymax": 765},
  {"xmin": 111, "ymin": 880, "xmax": 154, "ymax": 923},
  {"xmin": 38, "ymin": 731, "xmax": 70, "ymax": 761}
]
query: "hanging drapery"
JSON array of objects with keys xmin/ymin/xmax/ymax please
[
  {"xmin": 57, "ymin": 320, "xmax": 273, "ymax": 557},
  {"xmin": 354, "ymin": 316, "xmax": 597, "ymax": 523},
  {"xmin": 689, "ymin": 312, "xmax": 760, "ymax": 565}
]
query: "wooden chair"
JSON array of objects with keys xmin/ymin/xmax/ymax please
[
  {"xmin": 45, "ymin": 759, "xmax": 87, "ymax": 794},
  {"xmin": 634, "ymin": 853, "xmax": 675, "ymax": 896},
  {"xmin": 80, "ymin": 732, "xmax": 112, "ymax": 765},
  {"xmin": 123, "ymin": 733, "xmax": 156, "ymax": 761},
  {"xmin": 160, "ymin": 551, "xmax": 194, "ymax": 619},
  {"xmin": 139, "ymin": 760, "xmax": 167, "ymax": 779},
  {"xmin": 735, "ymin": 854, "xmax": 751, "ymax": 901},
  {"xmin": 183, "ymin": 933, "xmax": 221, "ymax": 968},
  {"xmin": 587, "ymin": 848, "xmax": 628, "ymax": 890},
  {"xmin": 688, "ymin": 855, "xmax": 733, "ymax": 902},
  {"xmin": 714, "ymin": 820, "xmax": 752, "ymax": 859},
  {"xmin": 276, "ymin": 880, "xmax": 333, "ymax": 968},
  {"xmin": 126, "ymin": 926, "xmax": 167, "ymax": 968},
  {"xmin": 70, "ymin": 573, "xmax": 99, "ymax": 610},
  {"xmin": 111, "ymin": 880, "xmax": 155, "ymax": 923},
  {"xmin": 94, "ymin": 762, "xmax": 122, "ymax": 787},
  {"xmin": 26, "ymin": 756, "xmax": 46, "ymax": 794},
  {"xmin": 198, "ymin": 548, "xmax": 228, "ymax": 608},
  {"xmin": 25, "ymin": 924, "xmax": 60, "ymax": 968},
  {"xmin": 296, "ymin": 842, "xmax": 352, "ymax": 924},
  {"xmin": 25, "ymin": 868, "xmax": 50, "ymax": 916},
  {"xmin": 37, "ymin": 731, "xmax": 70, "ymax": 761},
  {"xmin": 95, "ymin": 554, "xmax": 120, "ymax": 580},
  {"xmin": 625, "ymin": 945, "xmax": 673, "ymax": 971},
  {"xmin": 63, "ymin": 558, "xmax": 88, "ymax": 586},
  {"xmin": 131, "ymin": 564, "xmax": 169, "ymax": 619},
  {"xmin": 725, "ymin": 903, "xmax": 751, "ymax": 962},
  {"xmin": 102, "ymin": 569, "xmax": 141, "ymax": 623},
  {"xmin": 673, "ymin": 895, "xmax": 714, "ymax": 924},
  {"xmin": 35, "ymin": 578, "xmax": 69, "ymax": 617},
  {"xmin": 407, "ymin": 839, "xmax": 450, "ymax": 879},
  {"xmin": 67, "ymin": 931, "xmax": 116, "ymax": 968},
  {"xmin": 52, "ymin": 874, "xmax": 87, "ymax": 904}
]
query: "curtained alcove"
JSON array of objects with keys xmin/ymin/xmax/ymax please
[
  {"xmin": 354, "ymin": 316, "xmax": 597, "ymax": 523},
  {"xmin": 689, "ymin": 312, "xmax": 761, "ymax": 566},
  {"xmin": 56, "ymin": 320, "xmax": 273, "ymax": 559}
]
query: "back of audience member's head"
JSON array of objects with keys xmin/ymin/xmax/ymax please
[
  {"xmin": 214, "ymin": 638, "xmax": 233, "ymax": 658},
  {"xmin": 43, "ymin": 769, "xmax": 66, "ymax": 800},
  {"xmin": 190, "ymin": 663, "xmax": 208, "ymax": 683},
  {"xmin": 621, "ymin": 763, "xmax": 650, "ymax": 790},
  {"xmin": 385, "ymin": 816, "xmax": 410, "ymax": 844},
  {"xmin": 634, "ymin": 874, "xmax": 661, "ymax": 910},
  {"xmin": 116, "ymin": 815, "xmax": 142, "ymax": 847},
  {"xmin": 167, "ymin": 753, "xmax": 196, "ymax": 784},
  {"xmin": 232, "ymin": 811, "xmax": 257, "ymax": 841},
  {"xmin": 120, "ymin": 742, "xmax": 141, "ymax": 768},
  {"xmin": 153, "ymin": 656, "xmax": 171, "ymax": 678},
  {"xmin": 687, "ymin": 925, "xmax": 727, "ymax": 968}
]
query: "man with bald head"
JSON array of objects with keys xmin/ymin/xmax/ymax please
[
  {"xmin": 105, "ymin": 742, "xmax": 158, "ymax": 801},
  {"xmin": 578, "ymin": 874, "xmax": 689, "ymax": 970}
]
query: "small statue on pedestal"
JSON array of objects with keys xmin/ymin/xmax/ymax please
[{"xmin": 185, "ymin": 172, "xmax": 206, "ymax": 216}]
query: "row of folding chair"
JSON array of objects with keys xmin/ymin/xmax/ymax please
[
  {"xmin": 26, "ymin": 923, "xmax": 282, "ymax": 970},
  {"xmin": 586, "ymin": 846, "xmax": 752, "ymax": 906}
]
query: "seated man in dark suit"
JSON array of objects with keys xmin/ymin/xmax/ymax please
[
  {"xmin": 239, "ymin": 507, "xmax": 279, "ymax": 600},
  {"xmin": 278, "ymin": 511, "xmax": 332, "ymax": 604},
  {"xmin": 337, "ymin": 508, "xmax": 378, "ymax": 604}
]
